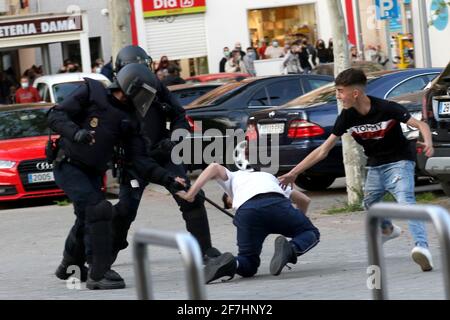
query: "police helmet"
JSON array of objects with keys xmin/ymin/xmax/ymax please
[
  {"xmin": 115, "ymin": 45, "xmax": 153, "ymax": 72},
  {"xmin": 116, "ymin": 63, "xmax": 158, "ymax": 117}
]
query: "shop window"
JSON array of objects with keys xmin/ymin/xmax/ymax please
[{"xmin": 248, "ymin": 4, "xmax": 317, "ymax": 51}]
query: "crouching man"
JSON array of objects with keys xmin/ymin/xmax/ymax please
[{"xmin": 176, "ymin": 163, "xmax": 320, "ymax": 284}]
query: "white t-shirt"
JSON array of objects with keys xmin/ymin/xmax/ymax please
[{"xmin": 216, "ymin": 169, "xmax": 292, "ymax": 210}]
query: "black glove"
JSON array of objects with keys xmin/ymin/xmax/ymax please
[
  {"xmin": 73, "ymin": 129, "xmax": 94, "ymax": 144},
  {"xmin": 163, "ymin": 175, "xmax": 186, "ymax": 194},
  {"xmin": 156, "ymin": 138, "xmax": 177, "ymax": 153}
]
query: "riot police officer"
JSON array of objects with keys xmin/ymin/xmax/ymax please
[
  {"xmin": 49, "ymin": 63, "xmax": 185, "ymax": 290},
  {"xmin": 111, "ymin": 45, "xmax": 221, "ymax": 262}
]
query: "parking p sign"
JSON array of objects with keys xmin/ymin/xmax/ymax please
[{"xmin": 375, "ymin": 0, "xmax": 399, "ymax": 20}]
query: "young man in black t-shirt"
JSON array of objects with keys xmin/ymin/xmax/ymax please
[{"xmin": 279, "ymin": 68, "xmax": 435, "ymax": 272}]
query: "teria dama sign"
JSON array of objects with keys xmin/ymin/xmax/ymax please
[
  {"xmin": 0, "ymin": 15, "xmax": 82, "ymax": 39},
  {"xmin": 142, "ymin": 0, "xmax": 206, "ymax": 18}
]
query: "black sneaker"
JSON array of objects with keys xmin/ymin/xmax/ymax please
[
  {"xmin": 203, "ymin": 247, "xmax": 222, "ymax": 264},
  {"xmin": 86, "ymin": 269, "xmax": 126, "ymax": 290},
  {"xmin": 204, "ymin": 252, "xmax": 237, "ymax": 284},
  {"xmin": 270, "ymin": 236, "xmax": 297, "ymax": 276},
  {"xmin": 55, "ymin": 262, "xmax": 88, "ymax": 282}
]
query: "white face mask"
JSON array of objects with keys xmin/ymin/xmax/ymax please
[
  {"xmin": 21, "ymin": 82, "xmax": 29, "ymax": 89},
  {"xmin": 95, "ymin": 67, "xmax": 102, "ymax": 74},
  {"xmin": 272, "ymin": 41, "xmax": 279, "ymax": 48}
]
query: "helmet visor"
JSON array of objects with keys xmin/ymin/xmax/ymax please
[{"xmin": 129, "ymin": 82, "xmax": 157, "ymax": 117}]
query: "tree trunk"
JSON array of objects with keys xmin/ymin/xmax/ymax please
[
  {"xmin": 108, "ymin": 0, "xmax": 132, "ymax": 65},
  {"xmin": 327, "ymin": 0, "xmax": 367, "ymax": 205}
]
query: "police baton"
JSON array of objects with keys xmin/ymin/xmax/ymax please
[
  {"xmin": 196, "ymin": 192, "xmax": 235, "ymax": 219},
  {"xmin": 180, "ymin": 182, "xmax": 235, "ymax": 219}
]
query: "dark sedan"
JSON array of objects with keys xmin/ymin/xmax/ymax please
[
  {"xmin": 183, "ymin": 74, "xmax": 334, "ymax": 170},
  {"xmin": 247, "ymin": 68, "xmax": 442, "ymax": 191}
]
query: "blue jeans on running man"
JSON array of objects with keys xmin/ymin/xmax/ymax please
[{"xmin": 363, "ymin": 160, "xmax": 428, "ymax": 247}]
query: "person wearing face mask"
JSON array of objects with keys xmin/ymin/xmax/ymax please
[
  {"xmin": 243, "ymin": 47, "xmax": 257, "ymax": 76},
  {"xmin": 264, "ymin": 40, "xmax": 285, "ymax": 59},
  {"xmin": 92, "ymin": 58, "xmax": 104, "ymax": 74},
  {"xmin": 15, "ymin": 76, "xmax": 41, "ymax": 103},
  {"xmin": 219, "ymin": 47, "xmax": 230, "ymax": 73}
]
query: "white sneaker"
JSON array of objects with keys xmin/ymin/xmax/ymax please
[
  {"xmin": 381, "ymin": 224, "xmax": 401, "ymax": 244},
  {"xmin": 411, "ymin": 246, "xmax": 434, "ymax": 272}
]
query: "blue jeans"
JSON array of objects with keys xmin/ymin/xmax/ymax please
[
  {"xmin": 363, "ymin": 160, "xmax": 428, "ymax": 247},
  {"xmin": 233, "ymin": 195, "xmax": 320, "ymax": 277}
]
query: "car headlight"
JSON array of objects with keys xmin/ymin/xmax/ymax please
[{"xmin": 0, "ymin": 160, "xmax": 16, "ymax": 169}]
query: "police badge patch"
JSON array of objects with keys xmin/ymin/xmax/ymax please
[{"xmin": 90, "ymin": 117, "xmax": 98, "ymax": 128}]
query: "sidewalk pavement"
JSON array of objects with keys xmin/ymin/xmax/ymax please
[{"xmin": 0, "ymin": 178, "xmax": 448, "ymax": 300}]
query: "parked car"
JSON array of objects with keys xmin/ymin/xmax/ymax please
[
  {"xmin": 247, "ymin": 68, "xmax": 442, "ymax": 191},
  {"xmin": 389, "ymin": 91, "xmax": 436, "ymax": 182},
  {"xmin": 313, "ymin": 61, "xmax": 385, "ymax": 77},
  {"xmin": 33, "ymin": 73, "xmax": 111, "ymax": 104},
  {"xmin": 0, "ymin": 103, "xmax": 64, "ymax": 201},
  {"xmin": 168, "ymin": 82, "xmax": 223, "ymax": 106},
  {"xmin": 184, "ymin": 74, "xmax": 334, "ymax": 170},
  {"xmin": 418, "ymin": 61, "xmax": 450, "ymax": 196},
  {"xmin": 185, "ymin": 72, "xmax": 251, "ymax": 83}
]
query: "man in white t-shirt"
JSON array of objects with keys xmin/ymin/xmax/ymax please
[{"xmin": 177, "ymin": 163, "xmax": 320, "ymax": 284}]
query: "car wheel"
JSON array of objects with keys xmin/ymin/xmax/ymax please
[
  {"xmin": 295, "ymin": 175, "xmax": 336, "ymax": 191},
  {"xmin": 228, "ymin": 140, "xmax": 252, "ymax": 171}
]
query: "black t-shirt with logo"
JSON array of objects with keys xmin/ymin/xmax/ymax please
[{"xmin": 332, "ymin": 95, "xmax": 415, "ymax": 167}]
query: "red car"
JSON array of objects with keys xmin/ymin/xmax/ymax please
[
  {"xmin": 0, "ymin": 103, "xmax": 65, "ymax": 201},
  {"xmin": 185, "ymin": 72, "xmax": 250, "ymax": 83}
]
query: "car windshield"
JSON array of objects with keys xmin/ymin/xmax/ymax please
[
  {"xmin": 188, "ymin": 81, "xmax": 249, "ymax": 107},
  {"xmin": 0, "ymin": 108, "xmax": 50, "ymax": 140}
]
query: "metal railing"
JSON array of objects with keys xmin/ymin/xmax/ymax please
[
  {"xmin": 133, "ymin": 229, "xmax": 206, "ymax": 300},
  {"xmin": 367, "ymin": 203, "xmax": 450, "ymax": 300}
]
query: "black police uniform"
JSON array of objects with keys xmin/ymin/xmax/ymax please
[
  {"xmin": 112, "ymin": 77, "xmax": 217, "ymax": 258},
  {"xmin": 48, "ymin": 78, "xmax": 176, "ymax": 288}
]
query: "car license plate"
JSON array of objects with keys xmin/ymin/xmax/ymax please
[
  {"xmin": 258, "ymin": 123, "xmax": 285, "ymax": 134},
  {"xmin": 28, "ymin": 172, "xmax": 54, "ymax": 183},
  {"xmin": 439, "ymin": 101, "xmax": 450, "ymax": 115}
]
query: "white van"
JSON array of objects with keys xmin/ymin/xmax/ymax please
[{"xmin": 33, "ymin": 73, "xmax": 111, "ymax": 104}]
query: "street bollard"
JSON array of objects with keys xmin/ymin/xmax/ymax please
[
  {"xmin": 367, "ymin": 203, "xmax": 450, "ymax": 300},
  {"xmin": 133, "ymin": 229, "xmax": 206, "ymax": 300}
]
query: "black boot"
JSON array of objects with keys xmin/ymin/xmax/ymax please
[
  {"xmin": 86, "ymin": 200, "xmax": 125, "ymax": 290},
  {"xmin": 55, "ymin": 255, "xmax": 88, "ymax": 282},
  {"xmin": 86, "ymin": 269, "xmax": 125, "ymax": 290},
  {"xmin": 269, "ymin": 236, "xmax": 297, "ymax": 276},
  {"xmin": 204, "ymin": 252, "xmax": 237, "ymax": 284}
]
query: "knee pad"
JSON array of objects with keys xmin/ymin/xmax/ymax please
[{"xmin": 86, "ymin": 200, "xmax": 112, "ymax": 223}]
